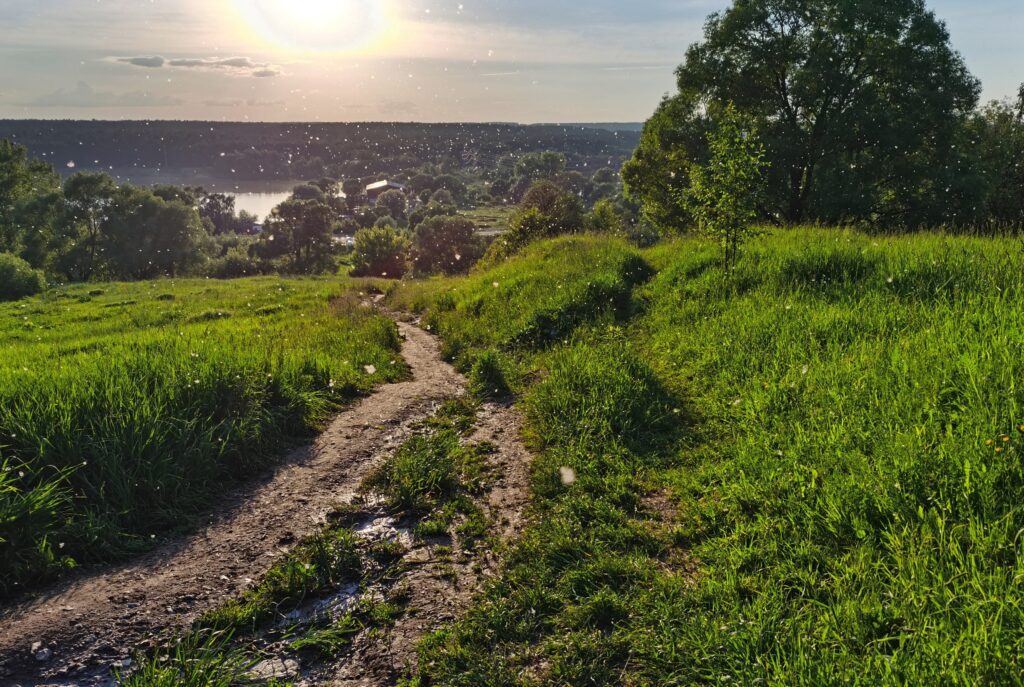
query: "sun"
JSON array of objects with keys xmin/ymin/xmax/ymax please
[{"xmin": 232, "ymin": 0, "xmax": 389, "ymax": 53}]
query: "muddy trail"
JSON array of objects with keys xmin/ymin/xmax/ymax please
[{"xmin": 0, "ymin": 317, "xmax": 533, "ymax": 687}]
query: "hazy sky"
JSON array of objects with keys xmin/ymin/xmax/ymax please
[{"xmin": 0, "ymin": 0, "xmax": 1020, "ymax": 123}]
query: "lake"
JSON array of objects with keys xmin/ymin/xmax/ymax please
[
  {"xmin": 103, "ymin": 169, "xmax": 299, "ymax": 222},
  {"xmin": 189, "ymin": 179, "xmax": 295, "ymax": 222},
  {"xmin": 230, "ymin": 191, "xmax": 291, "ymax": 222}
]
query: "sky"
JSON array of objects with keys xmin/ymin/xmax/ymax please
[{"xmin": 0, "ymin": 0, "xmax": 1021, "ymax": 123}]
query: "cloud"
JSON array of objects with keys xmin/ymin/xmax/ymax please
[
  {"xmin": 113, "ymin": 55, "xmax": 282, "ymax": 78},
  {"xmin": 116, "ymin": 55, "xmax": 165, "ymax": 68},
  {"xmin": 27, "ymin": 81, "xmax": 183, "ymax": 108}
]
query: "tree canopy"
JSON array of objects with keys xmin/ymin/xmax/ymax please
[{"xmin": 624, "ymin": 0, "xmax": 983, "ymax": 230}]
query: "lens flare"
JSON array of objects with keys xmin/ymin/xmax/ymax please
[{"xmin": 232, "ymin": 0, "xmax": 387, "ymax": 53}]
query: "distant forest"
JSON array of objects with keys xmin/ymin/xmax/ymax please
[{"xmin": 0, "ymin": 120, "xmax": 641, "ymax": 182}]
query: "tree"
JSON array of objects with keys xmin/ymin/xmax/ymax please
[
  {"xmin": 685, "ymin": 104, "xmax": 767, "ymax": 277},
  {"xmin": 337, "ymin": 217, "xmax": 361, "ymax": 236},
  {"xmin": 313, "ymin": 177, "xmax": 339, "ymax": 197},
  {"xmin": 294, "ymin": 202, "xmax": 335, "ymax": 264},
  {"xmin": 514, "ymin": 151, "xmax": 565, "ymax": 182},
  {"xmin": 291, "ymin": 183, "xmax": 325, "ymax": 202},
  {"xmin": 376, "ymin": 189, "xmax": 408, "ymax": 223},
  {"xmin": 553, "ymin": 171, "xmax": 590, "ymax": 199},
  {"xmin": 435, "ymin": 174, "xmax": 467, "ymax": 204},
  {"xmin": 198, "ymin": 192, "xmax": 237, "ymax": 234},
  {"xmin": 976, "ymin": 85, "xmax": 1024, "ymax": 229},
  {"xmin": 585, "ymin": 199, "xmax": 626, "ymax": 235},
  {"xmin": 235, "ymin": 210, "xmax": 259, "ymax": 234},
  {"xmin": 592, "ymin": 168, "xmax": 617, "ymax": 184},
  {"xmin": 624, "ymin": 0, "xmax": 981, "ymax": 229},
  {"xmin": 12, "ymin": 191, "xmax": 64, "ymax": 269},
  {"xmin": 520, "ymin": 180, "xmax": 584, "ymax": 229},
  {"xmin": 0, "ymin": 140, "xmax": 60, "ymax": 254},
  {"xmin": 57, "ymin": 172, "xmax": 118, "ymax": 281},
  {"xmin": 411, "ymin": 215, "xmax": 478, "ymax": 275},
  {"xmin": 351, "ymin": 227, "xmax": 410, "ymax": 278},
  {"xmin": 408, "ymin": 173, "xmax": 437, "ymax": 195},
  {"xmin": 430, "ymin": 189, "xmax": 454, "ymax": 206},
  {"xmin": 342, "ymin": 179, "xmax": 364, "ymax": 210},
  {"xmin": 100, "ymin": 187, "xmax": 208, "ymax": 279},
  {"xmin": 259, "ymin": 199, "xmax": 335, "ymax": 266}
]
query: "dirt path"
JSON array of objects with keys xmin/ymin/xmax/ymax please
[
  {"xmin": 324, "ymin": 401, "xmax": 533, "ymax": 686},
  {"xmin": 0, "ymin": 320, "xmax": 470, "ymax": 686}
]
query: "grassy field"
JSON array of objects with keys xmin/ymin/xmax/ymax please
[
  {"xmin": 0, "ymin": 277, "xmax": 405, "ymax": 596},
  {"xmin": 388, "ymin": 229, "xmax": 1024, "ymax": 685},
  {"xmin": 463, "ymin": 205, "xmax": 516, "ymax": 235}
]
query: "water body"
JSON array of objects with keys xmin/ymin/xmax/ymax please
[
  {"xmin": 102, "ymin": 168, "xmax": 301, "ymax": 222},
  {"xmin": 188, "ymin": 179, "xmax": 296, "ymax": 222},
  {"xmin": 230, "ymin": 191, "xmax": 292, "ymax": 222}
]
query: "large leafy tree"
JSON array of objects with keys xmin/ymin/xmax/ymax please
[
  {"xmin": 101, "ymin": 187, "xmax": 208, "ymax": 279},
  {"xmin": 975, "ymin": 85, "xmax": 1024, "ymax": 228},
  {"xmin": 624, "ymin": 0, "xmax": 981, "ymax": 229},
  {"xmin": 0, "ymin": 140, "xmax": 60, "ymax": 254},
  {"xmin": 57, "ymin": 172, "xmax": 118, "ymax": 281}
]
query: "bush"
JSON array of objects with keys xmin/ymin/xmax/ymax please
[
  {"xmin": 203, "ymin": 247, "xmax": 269, "ymax": 279},
  {"xmin": 351, "ymin": 227, "xmax": 410, "ymax": 278},
  {"xmin": 477, "ymin": 182, "xmax": 586, "ymax": 268},
  {"xmin": 0, "ymin": 253, "xmax": 46, "ymax": 301}
]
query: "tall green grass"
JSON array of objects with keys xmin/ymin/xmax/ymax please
[
  {"xmin": 0, "ymin": 278, "xmax": 405, "ymax": 596},
  {"xmin": 635, "ymin": 229, "xmax": 1024, "ymax": 684},
  {"xmin": 392, "ymin": 228, "xmax": 1024, "ymax": 685},
  {"xmin": 389, "ymin": 234, "xmax": 651, "ymax": 377}
]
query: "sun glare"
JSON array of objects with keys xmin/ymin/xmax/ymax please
[{"xmin": 232, "ymin": 0, "xmax": 389, "ymax": 53}]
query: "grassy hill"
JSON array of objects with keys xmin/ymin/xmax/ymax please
[
  {"xmin": 0, "ymin": 278, "xmax": 405, "ymax": 596},
  {"xmin": 4, "ymin": 228, "xmax": 1022, "ymax": 684},
  {"xmin": 388, "ymin": 229, "xmax": 1024, "ymax": 685}
]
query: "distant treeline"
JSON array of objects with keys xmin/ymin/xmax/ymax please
[{"xmin": 0, "ymin": 120, "xmax": 640, "ymax": 181}]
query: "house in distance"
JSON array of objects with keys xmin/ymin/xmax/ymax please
[{"xmin": 365, "ymin": 179, "xmax": 406, "ymax": 204}]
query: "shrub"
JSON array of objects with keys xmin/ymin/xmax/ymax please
[
  {"xmin": 478, "ymin": 182, "xmax": 585, "ymax": 268},
  {"xmin": 203, "ymin": 247, "xmax": 269, "ymax": 279},
  {"xmin": 0, "ymin": 253, "xmax": 46, "ymax": 301},
  {"xmin": 351, "ymin": 227, "xmax": 410, "ymax": 278}
]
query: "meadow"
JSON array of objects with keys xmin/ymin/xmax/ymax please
[
  {"xmin": 388, "ymin": 229, "xmax": 1024, "ymax": 685},
  {"xmin": 0, "ymin": 277, "xmax": 405, "ymax": 596}
]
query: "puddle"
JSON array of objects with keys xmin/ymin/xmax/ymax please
[{"xmin": 355, "ymin": 516, "xmax": 414, "ymax": 548}]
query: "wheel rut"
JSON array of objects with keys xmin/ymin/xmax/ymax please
[{"xmin": 0, "ymin": 318, "xmax": 510, "ymax": 686}]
